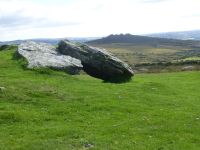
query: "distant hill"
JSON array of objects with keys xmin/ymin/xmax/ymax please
[
  {"xmin": 86, "ymin": 34, "xmax": 200, "ymax": 66},
  {"xmin": 147, "ymin": 30, "xmax": 200, "ymax": 40},
  {"xmin": 87, "ymin": 34, "xmax": 200, "ymax": 48},
  {"xmin": 0, "ymin": 37, "xmax": 100, "ymax": 45}
]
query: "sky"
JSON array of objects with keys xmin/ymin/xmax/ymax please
[{"xmin": 0, "ymin": 0, "xmax": 200, "ymax": 41}]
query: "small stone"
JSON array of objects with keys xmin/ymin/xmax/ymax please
[
  {"xmin": 118, "ymin": 96, "xmax": 122, "ymax": 99},
  {"xmin": 138, "ymin": 67, "xmax": 149, "ymax": 72},
  {"xmin": 84, "ymin": 143, "xmax": 94, "ymax": 149},
  {"xmin": 182, "ymin": 66, "xmax": 194, "ymax": 71},
  {"xmin": 0, "ymin": 87, "xmax": 5, "ymax": 91}
]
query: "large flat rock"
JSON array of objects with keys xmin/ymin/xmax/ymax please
[
  {"xmin": 58, "ymin": 40, "xmax": 134, "ymax": 81},
  {"xmin": 17, "ymin": 41, "xmax": 83, "ymax": 74}
]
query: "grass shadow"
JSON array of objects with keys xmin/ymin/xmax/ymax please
[
  {"xmin": 102, "ymin": 75, "xmax": 133, "ymax": 83},
  {"xmin": 12, "ymin": 51, "xmax": 29, "ymax": 70},
  {"xmin": 0, "ymin": 45, "xmax": 17, "ymax": 51}
]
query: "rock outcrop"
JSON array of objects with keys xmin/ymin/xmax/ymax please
[
  {"xmin": 182, "ymin": 65, "xmax": 195, "ymax": 71},
  {"xmin": 57, "ymin": 40, "xmax": 134, "ymax": 81},
  {"xmin": 17, "ymin": 41, "xmax": 83, "ymax": 74}
]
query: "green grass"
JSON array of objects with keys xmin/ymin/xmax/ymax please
[
  {"xmin": 182, "ymin": 57, "xmax": 200, "ymax": 61},
  {"xmin": 0, "ymin": 48, "xmax": 200, "ymax": 150}
]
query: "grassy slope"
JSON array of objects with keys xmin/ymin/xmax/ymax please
[{"xmin": 0, "ymin": 49, "xmax": 200, "ymax": 150}]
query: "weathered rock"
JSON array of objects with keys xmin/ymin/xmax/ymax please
[
  {"xmin": 138, "ymin": 67, "xmax": 149, "ymax": 73},
  {"xmin": 18, "ymin": 41, "xmax": 83, "ymax": 74},
  {"xmin": 182, "ymin": 65, "xmax": 195, "ymax": 71},
  {"xmin": 57, "ymin": 40, "xmax": 134, "ymax": 81}
]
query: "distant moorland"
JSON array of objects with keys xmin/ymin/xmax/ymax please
[
  {"xmin": 87, "ymin": 34, "xmax": 200, "ymax": 72},
  {"xmin": 147, "ymin": 30, "xmax": 200, "ymax": 40}
]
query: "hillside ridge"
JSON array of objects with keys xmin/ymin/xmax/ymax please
[{"xmin": 87, "ymin": 34, "xmax": 200, "ymax": 48}]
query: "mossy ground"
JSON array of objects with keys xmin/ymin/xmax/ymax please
[{"xmin": 0, "ymin": 48, "xmax": 200, "ymax": 150}]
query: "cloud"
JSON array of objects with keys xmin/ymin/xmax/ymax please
[
  {"xmin": 0, "ymin": 12, "xmax": 81, "ymax": 30},
  {"xmin": 0, "ymin": 0, "xmax": 200, "ymax": 41},
  {"xmin": 140, "ymin": 0, "xmax": 169, "ymax": 3},
  {"xmin": 0, "ymin": 0, "xmax": 82, "ymax": 30},
  {"xmin": 182, "ymin": 14, "xmax": 200, "ymax": 18},
  {"xmin": 92, "ymin": 4, "xmax": 104, "ymax": 10},
  {"xmin": 0, "ymin": 13, "xmax": 32, "ymax": 28}
]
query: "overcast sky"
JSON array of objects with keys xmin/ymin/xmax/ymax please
[{"xmin": 0, "ymin": 0, "xmax": 200, "ymax": 41}]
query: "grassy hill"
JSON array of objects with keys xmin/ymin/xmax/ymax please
[
  {"xmin": 87, "ymin": 34, "xmax": 200, "ymax": 47},
  {"xmin": 87, "ymin": 34, "xmax": 200, "ymax": 70},
  {"xmin": 0, "ymin": 47, "xmax": 200, "ymax": 149}
]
